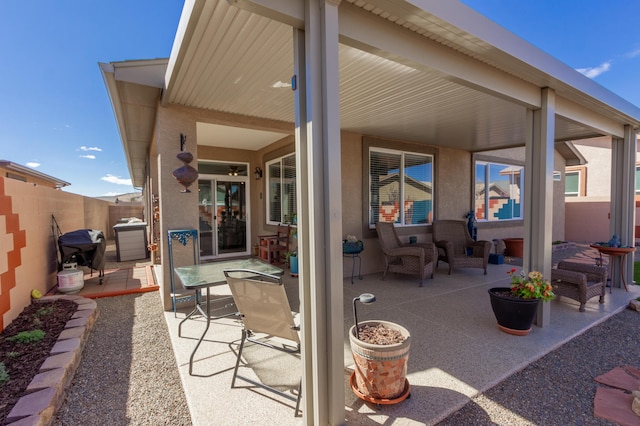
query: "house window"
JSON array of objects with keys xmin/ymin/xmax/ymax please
[
  {"xmin": 564, "ymin": 166, "xmax": 586, "ymax": 197},
  {"xmin": 369, "ymin": 147, "xmax": 433, "ymax": 227},
  {"xmin": 565, "ymin": 170, "xmax": 580, "ymax": 197},
  {"xmin": 266, "ymin": 153, "xmax": 296, "ymax": 225},
  {"xmin": 474, "ymin": 161, "xmax": 523, "ymax": 221},
  {"xmin": 636, "ymin": 165, "xmax": 640, "ymax": 194}
]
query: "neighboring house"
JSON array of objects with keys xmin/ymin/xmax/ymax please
[
  {"xmin": 99, "ymin": 1, "xmax": 640, "ymax": 422},
  {"xmin": 562, "ymin": 136, "xmax": 640, "ymax": 243},
  {"xmin": 0, "ymin": 160, "xmax": 70, "ymax": 189}
]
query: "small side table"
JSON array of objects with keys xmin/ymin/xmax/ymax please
[
  {"xmin": 343, "ymin": 241, "xmax": 364, "ymax": 284},
  {"xmin": 589, "ymin": 244, "xmax": 635, "ymax": 293}
]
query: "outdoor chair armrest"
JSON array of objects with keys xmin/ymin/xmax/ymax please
[
  {"xmin": 469, "ymin": 240, "xmax": 491, "ymax": 256},
  {"xmin": 400, "ymin": 242, "xmax": 437, "ymax": 258},
  {"xmin": 387, "ymin": 246, "xmax": 426, "ymax": 259},
  {"xmin": 258, "ymin": 233, "xmax": 278, "ymax": 239},
  {"xmin": 414, "ymin": 242, "xmax": 437, "ymax": 261},
  {"xmin": 550, "ymin": 268, "xmax": 587, "ymax": 286}
]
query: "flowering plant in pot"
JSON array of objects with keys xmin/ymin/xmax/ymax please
[
  {"xmin": 507, "ymin": 269, "xmax": 555, "ymax": 301},
  {"xmin": 488, "ymin": 269, "xmax": 555, "ymax": 336},
  {"xmin": 349, "ymin": 294, "xmax": 411, "ymax": 406}
]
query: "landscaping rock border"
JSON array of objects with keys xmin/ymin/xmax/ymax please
[{"xmin": 5, "ymin": 295, "xmax": 98, "ymax": 426}]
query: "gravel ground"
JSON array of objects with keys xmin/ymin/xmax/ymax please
[
  {"xmin": 438, "ymin": 242, "xmax": 640, "ymax": 425},
  {"xmin": 53, "ymin": 291, "xmax": 191, "ymax": 425},
  {"xmin": 438, "ymin": 307, "xmax": 640, "ymax": 425}
]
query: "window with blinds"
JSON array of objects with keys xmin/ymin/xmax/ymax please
[
  {"xmin": 266, "ymin": 153, "xmax": 297, "ymax": 225},
  {"xmin": 369, "ymin": 147, "xmax": 433, "ymax": 227}
]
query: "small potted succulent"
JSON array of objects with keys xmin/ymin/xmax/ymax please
[{"xmin": 488, "ymin": 268, "xmax": 555, "ymax": 335}]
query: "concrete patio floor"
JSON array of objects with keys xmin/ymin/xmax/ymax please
[{"xmin": 161, "ymin": 256, "xmax": 640, "ymax": 425}]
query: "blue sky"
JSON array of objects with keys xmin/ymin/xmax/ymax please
[
  {"xmin": 461, "ymin": 0, "xmax": 640, "ymax": 105},
  {"xmin": 1, "ymin": 1, "xmax": 639, "ymax": 197},
  {"xmin": 0, "ymin": 1, "xmax": 183, "ymax": 197}
]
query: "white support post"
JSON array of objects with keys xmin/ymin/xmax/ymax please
[
  {"xmin": 293, "ymin": 0, "xmax": 344, "ymax": 424},
  {"xmin": 524, "ymin": 88, "xmax": 555, "ymax": 327},
  {"xmin": 609, "ymin": 125, "xmax": 637, "ymax": 287}
]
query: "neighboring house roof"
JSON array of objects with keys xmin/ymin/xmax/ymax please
[
  {"xmin": 475, "ymin": 182, "xmax": 510, "ymax": 198},
  {"xmin": 100, "ymin": 1, "xmax": 640, "ymax": 188},
  {"xmin": 556, "ymin": 141, "xmax": 587, "ymax": 166},
  {"xmin": 0, "ymin": 160, "xmax": 70, "ymax": 189}
]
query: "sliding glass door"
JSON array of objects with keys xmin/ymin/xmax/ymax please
[{"xmin": 198, "ymin": 162, "xmax": 249, "ymax": 258}]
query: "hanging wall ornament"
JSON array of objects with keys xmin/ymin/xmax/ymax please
[{"xmin": 173, "ymin": 133, "xmax": 199, "ymax": 193}]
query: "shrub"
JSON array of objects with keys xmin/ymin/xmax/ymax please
[
  {"xmin": 6, "ymin": 330, "xmax": 45, "ymax": 344},
  {"xmin": 0, "ymin": 363, "xmax": 8, "ymax": 385}
]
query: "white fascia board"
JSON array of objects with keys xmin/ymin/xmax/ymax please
[
  {"xmin": 99, "ymin": 63, "xmax": 136, "ymax": 184},
  {"xmin": 164, "ymin": 0, "xmax": 202, "ymax": 103},
  {"xmin": 112, "ymin": 59, "xmax": 168, "ymax": 88}
]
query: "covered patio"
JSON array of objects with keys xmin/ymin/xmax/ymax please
[
  {"xmin": 162, "ymin": 255, "xmax": 640, "ymax": 424},
  {"xmin": 99, "ymin": 1, "xmax": 640, "ymax": 423}
]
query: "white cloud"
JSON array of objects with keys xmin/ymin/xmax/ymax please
[
  {"xmin": 80, "ymin": 146, "xmax": 102, "ymax": 152},
  {"xmin": 576, "ymin": 61, "xmax": 612, "ymax": 78},
  {"xmin": 101, "ymin": 192, "xmax": 120, "ymax": 197},
  {"xmin": 626, "ymin": 48, "xmax": 640, "ymax": 59},
  {"xmin": 80, "ymin": 155, "xmax": 96, "ymax": 160},
  {"xmin": 101, "ymin": 174, "xmax": 132, "ymax": 185},
  {"xmin": 26, "ymin": 162, "xmax": 40, "ymax": 168}
]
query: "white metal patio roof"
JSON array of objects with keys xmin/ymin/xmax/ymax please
[{"xmin": 102, "ymin": 0, "xmax": 640, "ymax": 187}]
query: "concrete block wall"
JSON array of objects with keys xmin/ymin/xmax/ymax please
[{"xmin": 0, "ymin": 176, "xmax": 111, "ymax": 330}]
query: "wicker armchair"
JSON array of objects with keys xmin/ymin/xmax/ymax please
[
  {"xmin": 551, "ymin": 261, "xmax": 607, "ymax": 312},
  {"xmin": 375, "ymin": 222, "xmax": 436, "ymax": 287},
  {"xmin": 431, "ymin": 220, "xmax": 491, "ymax": 275}
]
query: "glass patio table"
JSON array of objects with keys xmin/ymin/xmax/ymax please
[{"xmin": 174, "ymin": 258, "xmax": 283, "ymax": 375}]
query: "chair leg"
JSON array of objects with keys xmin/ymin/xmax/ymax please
[
  {"xmin": 579, "ymin": 303, "xmax": 586, "ymax": 312},
  {"xmin": 232, "ymin": 329, "xmax": 247, "ymax": 388},
  {"xmin": 294, "ymin": 381, "xmax": 302, "ymax": 417}
]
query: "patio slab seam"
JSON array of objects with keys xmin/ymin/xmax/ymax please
[{"xmin": 5, "ymin": 295, "xmax": 98, "ymax": 426}]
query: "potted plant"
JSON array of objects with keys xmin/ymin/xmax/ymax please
[
  {"xmin": 348, "ymin": 294, "xmax": 411, "ymax": 406},
  {"xmin": 489, "ymin": 268, "xmax": 555, "ymax": 336},
  {"xmin": 288, "ymin": 250, "xmax": 298, "ymax": 277}
]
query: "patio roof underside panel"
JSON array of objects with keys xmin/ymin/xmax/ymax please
[{"xmin": 162, "ymin": 0, "xmax": 640, "ymax": 157}]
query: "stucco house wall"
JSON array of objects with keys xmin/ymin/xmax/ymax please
[
  {"xmin": 570, "ymin": 137, "xmax": 612, "ymax": 199},
  {"xmin": 565, "ymin": 200, "xmax": 611, "ymax": 243},
  {"xmin": 562, "ymin": 135, "xmax": 640, "ymax": 243},
  {"xmin": 563, "ymin": 136, "xmax": 612, "ymax": 243},
  {"xmin": 151, "ymin": 103, "xmax": 573, "ymax": 281}
]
